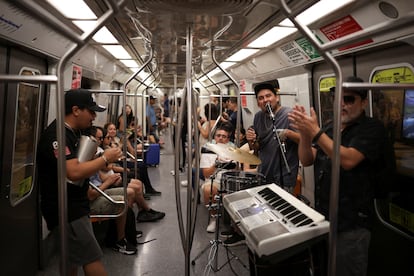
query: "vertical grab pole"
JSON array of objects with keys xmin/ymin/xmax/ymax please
[
  {"xmin": 184, "ymin": 23, "xmax": 194, "ymax": 276},
  {"xmin": 278, "ymin": 1, "xmax": 342, "ymax": 275}
]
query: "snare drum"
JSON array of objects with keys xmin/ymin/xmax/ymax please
[{"xmin": 220, "ymin": 171, "xmax": 265, "ymax": 193}]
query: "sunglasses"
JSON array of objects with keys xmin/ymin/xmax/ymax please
[
  {"xmin": 96, "ymin": 136, "xmax": 104, "ymax": 141},
  {"xmin": 342, "ymin": 95, "xmax": 357, "ymax": 105}
]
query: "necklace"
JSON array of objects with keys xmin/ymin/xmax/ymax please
[{"xmin": 64, "ymin": 122, "xmax": 81, "ymax": 140}]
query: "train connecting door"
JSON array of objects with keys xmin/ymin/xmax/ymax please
[{"xmin": 0, "ymin": 45, "xmax": 47, "ymax": 275}]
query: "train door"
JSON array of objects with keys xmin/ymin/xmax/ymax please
[{"xmin": 0, "ymin": 45, "xmax": 47, "ymax": 275}]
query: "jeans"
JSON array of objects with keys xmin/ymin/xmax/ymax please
[{"xmin": 336, "ymin": 227, "xmax": 371, "ymax": 276}]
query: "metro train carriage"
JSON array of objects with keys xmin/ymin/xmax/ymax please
[{"xmin": 0, "ymin": 0, "xmax": 413, "ymax": 275}]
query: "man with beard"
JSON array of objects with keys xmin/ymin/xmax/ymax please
[{"xmin": 289, "ymin": 76, "xmax": 395, "ymax": 276}]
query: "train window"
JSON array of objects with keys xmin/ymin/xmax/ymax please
[
  {"xmin": 318, "ymin": 75, "xmax": 336, "ymax": 127},
  {"xmin": 402, "ymin": 90, "xmax": 414, "ymax": 140},
  {"xmin": 9, "ymin": 68, "xmax": 41, "ymax": 206},
  {"xmin": 370, "ymin": 63, "xmax": 414, "ymax": 177}
]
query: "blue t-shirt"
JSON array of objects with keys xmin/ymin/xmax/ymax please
[
  {"xmin": 253, "ymin": 106, "xmax": 298, "ymax": 187},
  {"xmin": 146, "ymin": 103, "xmax": 157, "ymax": 126}
]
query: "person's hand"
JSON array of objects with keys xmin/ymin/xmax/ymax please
[
  {"xmin": 246, "ymin": 126, "xmax": 256, "ymax": 142},
  {"xmin": 108, "ymin": 173, "xmax": 122, "ymax": 186},
  {"xmin": 103, "ymin": 147, "xmax": 123, "ymax": 163},
  {"xmin": 276, "ymin": 129, "xmax": 287, "ymax": 141},
  {"xmin": 289, "ymin": 105, "xmax": 319, "ymax": 139}
]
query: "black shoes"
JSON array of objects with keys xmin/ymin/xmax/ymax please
[
  {"xmin": 146, "ymin": 190, "xmax": 162, "ymax": 196},
  {"xmin": 223, "ymin": 232, "xmax": 246, "ymax": 247},
  {"xmin": 137, "ymin": 209, "xmax": 165, "ymax": 222},
  {"xmin": 112, "ymin": 238, "xmax": 137, "ymax": 255},
  {"xmin": 220, "ymin": 229, "xmax": 235, "ymax": 239}
]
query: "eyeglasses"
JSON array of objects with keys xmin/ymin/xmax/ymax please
[
  {"xmin": 215, "ymin": 133, "xmax": 228, "ymax": 139},
  {"xmin": 96, "ymin": 136, "xmax": 104, "ymax": 141},
  {"xmin": 343, "ymin": 95, "xmax": 357, "ymax": 105}
]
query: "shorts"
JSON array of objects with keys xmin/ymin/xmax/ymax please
[
  {"xmin": 90, "ymin": 187, "xmax": 125, "ymax": 215},
  {"xmin": 68, "ymin": 216, "xmax": 103, "ymax": 266}
]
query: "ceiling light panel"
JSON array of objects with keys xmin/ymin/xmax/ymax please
[
  {"xmin": 46, "ymin": 0, "xmax": 96, "ymax": 19},
  {"xmin": 120, "ymin": 60, "xmax": 139, "ymax": 68},
  {"xmin": 102, "ymin": 45, "xmax": 132, "ymax": 59},
  {"xmin": 226, "ymin": 49, "xmax": 259, "ymax": 62},
  {"xmin": 248, "ymin": 26, "xmax": 297, "ymax": 48},
  {"xmin": 73, "ymin": 21, "xmax": 118, "ymax": 43}
]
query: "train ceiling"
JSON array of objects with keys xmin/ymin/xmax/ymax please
[
  {"xmin": 1, "ymin": 0, "xmax": 414, "ymax": 92},
  {"xmin": 88, "ymin": 0, "xmax": 320, "ymax": 89}
]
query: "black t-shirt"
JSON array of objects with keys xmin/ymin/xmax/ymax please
[
  {"xmin": 314, "ymin": 114, "xmax": 388, "ymax": 232},
  {"xmin": 37, "ymin": 120, "xmax": 90, "ymax": 230}
]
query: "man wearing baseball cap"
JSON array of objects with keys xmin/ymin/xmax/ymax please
[
  {"xmin": 37, "ymin": 89, "xmax": 122, "ymax": 275},
  {"xmin": 245, "ymin": 81, "xmax": 300, "ymax": 191}
]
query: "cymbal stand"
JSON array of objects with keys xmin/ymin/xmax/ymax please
[{"xmin": 191, "ymin": 166, "xmax": 248, "ymax": 273}]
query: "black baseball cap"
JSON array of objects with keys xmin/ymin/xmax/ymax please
[
  {"xmin": 253, "ymin": 82, "xmax": 279, "ymax": 98},
  {"xmin": 65, "ymin": 89, "xmax": 106, "ymax": 113},
  {"xmin": 330, "ymin": 76, "xmax": 368, "ymax": 99}
]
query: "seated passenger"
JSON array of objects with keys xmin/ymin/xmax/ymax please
[
  {"xmin": 199, "ymin": 123, "xmax": 236, "ymax": 233},
  {"xmin": 91, "ymin": 126, "xmax": 165, "ymax": 223},
  {"xmin": 102, "ymin": 124, "xmax": 162, "ymax": 196},
  {"xmin": 88, "ymin": 173, "xmax": 137, "ymax": 255}
]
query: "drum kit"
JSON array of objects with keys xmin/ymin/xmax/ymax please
[
  {"xmin": 191, "ymin": 143, "xmax": 264, "ymax": 271},
  {"xmin": 204, "ymin": 142, "xmax": 265, "ymax": 193}
]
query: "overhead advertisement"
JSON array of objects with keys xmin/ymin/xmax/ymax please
[
  {"xmin": 372, "ymin": 67, "xmax": 414, "ymax": 84},
  {"xmin": 319, "ymin": 15, "xmax": 373, "ymax": 51},
  {"xmin": 278, "ymin": 37, "xmax": 320, "ymax": 65}
]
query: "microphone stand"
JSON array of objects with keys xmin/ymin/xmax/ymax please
[
  {"xmin": 267, "ymin": 104, "xmax": 291, "ymax": 174},
  {"xmin": 191, "ymin": 161, "xmax": 248, "ymax": 272}
]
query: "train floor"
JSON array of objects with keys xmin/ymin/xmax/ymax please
[{"xmin": 36, "ymin": 127, "xmax": 251, "ymax": 276}]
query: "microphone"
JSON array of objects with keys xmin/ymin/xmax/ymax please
[{"xmin": 266, "ymin": 102, "xmax": 275, "ymax": 121}]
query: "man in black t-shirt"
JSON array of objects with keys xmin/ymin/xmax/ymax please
[
  {"xmin": 37, "ymin": 89, "xmax": 122, "ymax": 276},
  {"xmin": 289, "ymin": 76, "xmax": 395, "ymax": 276}
]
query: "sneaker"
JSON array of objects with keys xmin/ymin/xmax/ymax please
[
  {"xmin": 136, "ymin": 230, "xmax": 143, "ymax": 239},
  {"xmin": 223, "ymin": 233, "xmax": 245, "ymax": 247},
  {"xmin": 220, "ymin": 229, "xmax": 234, "ymax": 239},
  {"xmin": 146, "ymin": 190, "xmax": 162, "ymax": 196},
  {"xmin": 181, "ymin": 180, "xmax": 188, "ymax": 187},
  {"xmin": 137, "ymin": 210, "xmax": 164, "ymax": 222},
  {"xmin": 112, "ymin": 238, "xmax": 137, "ymax": 255},
  {"xmin": 206, "ymin": 220, "xmax": 216, "ymax": 233},
  {"xmin": 148, "ymin": 209, "xmax": 165, "ymax": 220}
]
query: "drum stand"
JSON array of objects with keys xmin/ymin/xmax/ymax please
[{"xmin": 191, "ymin": 169, "xmax": 248, "ymax": 273}]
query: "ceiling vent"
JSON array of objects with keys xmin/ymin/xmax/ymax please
[{"xmin": 134, "ymin": 0, "xmax": 254, "ymax": 15}]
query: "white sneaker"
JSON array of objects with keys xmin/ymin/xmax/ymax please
[
  {"xmin": 206, "ymin": 220, "xmax": 216, "ymax": 233},
  {"xmin": 180, "ymin": 180, "xmax": 188, "ymax": 187},
  {"xmin": 170, "ymin": 170, "xmax": 175, "ymax": 176}
]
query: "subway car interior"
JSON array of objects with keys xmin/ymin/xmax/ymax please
[{"xmin": 0, "ymin": 0, "xmax": 413, "ymax": 275}]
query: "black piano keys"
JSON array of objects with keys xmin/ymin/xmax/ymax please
[{"xmin": 258, "ymin": 187, "xmax": 313, "ymax": 227}]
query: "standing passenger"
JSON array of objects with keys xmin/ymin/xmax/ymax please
[
  {"xmin": 289, "ymin": 76, "xmax": 395, "ymax": 276},
  {"xmin": 246, "ymin": 82, "xmax": 300, "ymax": 192},
  {"xmin": 146, "ymin": 95, "xmax": 160, "ymax": 143},
  {"xmin": 37, "ymin": 89, "xmax": 123, "ymax": 276},
  {"xmin": 116, "ymin": 104, "xmax": 134, "ymax": 134}
]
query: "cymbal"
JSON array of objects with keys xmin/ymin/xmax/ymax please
[{"xmin": 204, "ymin": 143, "xmax": 261, "ymax": 165}]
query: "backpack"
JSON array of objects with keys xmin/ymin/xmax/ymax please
[{"xmin": 105, "ymin": 207, "xmax": 138, "ymax": 246}]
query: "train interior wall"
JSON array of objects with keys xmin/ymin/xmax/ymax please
[
  {"xmin": 1, "ymin": 38, "xmax": 413, "ymax": 275},
  {"xmin": 311, "ymin": 42, "xmax": 414, "ymax": 276}
]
